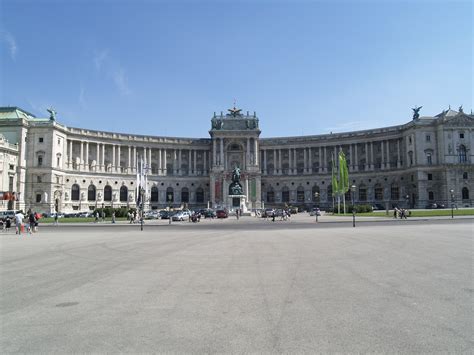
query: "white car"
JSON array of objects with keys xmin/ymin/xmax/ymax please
[{"xmin": 171, "ymin": 211, "xmax": 190, "ymax": 221}]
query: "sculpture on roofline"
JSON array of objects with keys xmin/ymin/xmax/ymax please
[
  {"xmin": 47, "ymin": 107, "xmax": 57, "ymax": 120},
  {"xmin": 412, "ymin": 106, "xmax": 422, "ymax": 120}
]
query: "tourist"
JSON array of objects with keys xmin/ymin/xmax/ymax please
[
  {"xmin": 28, "ymin": 211, "xmax": 36, "ymax": 234},
  {"xmin": 15, "ymin": 211, "xmax": 24, "ymax": 235},
  {"xmin": 5, "ymin": 217, "xmax": 11, "ymax": 232},
  {"xmin": 95, "ymin": 211, "xmax": 99, "ymax": 223},
  {"xmin": 111, "ymin": 212, "xmax": 116, "ymax": 224},
  {"xmin": 54, "ymin": 213, "xmax": 59, "ymax": 226}
]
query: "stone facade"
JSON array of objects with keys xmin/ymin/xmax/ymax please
[{"xmin": 0, "ymin": 106, "xmax": 472, "ymax": 213}]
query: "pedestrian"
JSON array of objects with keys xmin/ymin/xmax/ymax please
[
  {"xmin": 272, "ymin": 211, "xmax": 276, "ymax": 222},
  {"xmin": 95, "ymin": 211, "xmax": 99, "ymax": 223},
  {"xmin": 111, "ymin": 212, "xmax": 116, "ymax": 224},
  {"xmin": 0, "ymin": 219, "xmax": 4, "ymax": 232},
  {"xmin": 15, "ymin": 211, "xmax": 24, "ymax": 235},
  {"xmin": 5, "ymin": 217, "xmax": 11, "ymax": 232},
  {"xmin": 28, "ymin": 211, "xmax": 36, "ymax": 234},
  {"xmin": 236, "ymin": 209, "xmax": 240, "ymax": 220},
  {"xmin": 54, "ymin": 213, "xmax": 59, "ymax": 226},
  {"xmin": 101, "ymin": 211, "xmax": 105, "ymax": 222},
  {"xmin": 393, "ymin": 207, "xmax": 398, "ymax": 219}
]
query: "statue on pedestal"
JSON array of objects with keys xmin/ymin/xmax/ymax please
[{"xmin": 229, "ymin": 166, "xmax": 243, "ymax": 195}]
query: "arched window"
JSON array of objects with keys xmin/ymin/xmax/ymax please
[
  {"xmin": 374, "ymin": 184, "xmax": 383, "ymax": 200},
  {"xmin": 297, "ymin": 186, "xmax": 305, "ymax": 202},
  {"xmin": 462, "ymin": 187, "xmax": 469, "ymax": 200},
  {"xmin": 267, "ymin": 190, "xmax": 275, "ymax": 203},
  {"xmin": 166, "ymin": 187, "xmax": 174, "ymax": 203},
  {"xmin": 151, "ymin": 186, "xmax": 159, "ymax": 202},
  {"xmin": 327, "ymin": 185, "xmax": 333, "ymax": 202},
  {"xmin": 71, "ymin": 184, "xmax": 80, "ymax": 201},
  {"xmin": 104, "ymin": 185, "xmax": 112, "ymax": 201},
  {"xmin": 390, "ymin": 184, "xmax": 399, "ymax": 200},
  {"xmin": 88, "ymin": 185, "xmax": 96, "ymax": 201},
  {"xmin": 181, "ymin": 187, "xmax": 189, "ymax": 203},
  {"xmin": 281, "ymin": 186, "xmax": 290, "ymax": 203},
  {"xmin": 120, "ymin": 186, "xmax": 128, "ymax": 202},
  {"xmin": 196, "ymin": 187, "xmax": 204, "ymax": 203},
  {"xmin": 312, "ymin": 185, "xmax": 320, "ymax": 202},
  {"xmin": 458, "ymin": 145, "xmax": 467, "ymax": 163}
]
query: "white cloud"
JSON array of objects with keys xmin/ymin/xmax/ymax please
[
  {"xmin": 1, "ymin": 31, "xmax": 17, "ymax": 60},
  {"xmin": 93, "ymin": 49, "xmax": 131, "ymax": 96}
]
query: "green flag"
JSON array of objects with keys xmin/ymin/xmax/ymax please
[{"xmin": 338, "ymin": 151, "xmax": 349, "ymax": 194}]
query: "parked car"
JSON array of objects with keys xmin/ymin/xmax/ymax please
[
  {"xmin": 200, "ymin": 209, "xmax": 216, "ymax": 218},
  {"xmin": 371, "ymin": 204, "xmax": 385, "ymax": 211},
  {"xmin": 216, "ymin": 209, "xmax": 228, "ymax": 218},
  {"xmin": 425, "ymin": 202, "xmax": 446, "ymax": 209},
  {"xmin": 0, "ymin": 210, "xmax": 16, "ymax": 221},
  {"xmin": 261, "ymin": 208, "xmax": 274, "ymax": 218},
  {"xmin": 172, "ymin": 210, "xmax": 190, "ymax": 221},
  {"xmin": 144, "ymin": 210, "xmax": 160, "ymax": 219},
  {"xmin": 309, "ymin": 208, "xmax": 321, "ymax": 216}
]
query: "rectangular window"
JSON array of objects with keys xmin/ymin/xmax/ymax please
[
  {"xmin": 460, "ymin": 133, "xmax": 464, "ymax": 139},
  {"xmin": 428, "ymin": 173, "xmax": 432, "ymax": 181},
  {"xmin": 38, "ymin": 156, "xmax": 43, "ymax": 166},
  {"xmin": 36, "ymin": 194, "xmax": 42, "ymax": 203},
  {"xmin": 426, "ymin": 135, "xmax": 431, "ymax": 142},
  {"xmin": 463, "ymin": 172, "xmax": 468, "ymax": 180},
  {"xmin": 374, "ymin": 187, "xmax": 383, "ymax": 201},
  {"xmin": 57, "ymin": 157, "xmax": 61, "ymax": 166},
  {"xmin": 9, "ymin": 164, "xmax": 14, "ymax": 170},
  {"xmin": 57, "ymin": 138, "xmax": 61, "ymax": 145},
  {"xmin": 37, "ymin": 175, "xmax": 42, "ymax": 183},
  {"xmin": 359, "ymin": 188, "xmax": 367, "ymax": 201},
  {"xmin": 39, "ymin": 137, "xmax": 44, "ymax": 143},
  {"xmin": 391, "ymin": 187, "xmax": 399, "ymax": 200},
  {"xmin": 428, "ymin": 191, "xmax": 434, "ymax": 201},
  {"xmin": 427, "ymin": 154, "xmax": 432, "ymax": 165}
]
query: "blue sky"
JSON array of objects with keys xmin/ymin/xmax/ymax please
[{"xmin": 1, "ymin": 0, "xmax": 472, "ymax": 138}]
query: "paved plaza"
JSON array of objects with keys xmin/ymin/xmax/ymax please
[{"xmin": 1, "ymin": 216, "xmax": 472, "ymax": 353}]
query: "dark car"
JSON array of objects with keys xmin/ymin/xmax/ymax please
[
  {"xmin": 200, "ymin": 209, "xmax": 216, "ymax": 218},
  {"xmin": 160, "ymin": 210, "xmax": 172, "ymax": 219},
  {"xmin": 426, "ymin": 203, "xmax": 446, "ymax": 209},
  {"xmin": 216, "ymin": 209, "xmax": 228, "ymax": 218}
]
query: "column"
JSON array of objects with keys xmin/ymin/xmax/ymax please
[
  {"xmin": 102, "ymin": 144, "xmax": 106, "ymax": 172},
  {"xmin": 254, "ymin": 138, "xmax": 258, "ymax": 165},
  {"xmin": 247, "ymin": 138, "xmax": 250, "ymax": 167},
  {"xmin": 349, "ymin": 144, "xmax": 353, "ymax": 172},
  {"xmin": 308, "ymin": 147, "xmax": 312, "ymax": 173},
  {"xmin": 174, "ymin": 149, "xmax": 178, "ymax": 175},
  {"xmin": 365, "ymin": 142, "xmax": 369, "ymax": 171},
  {"xmin": 133, "ymin": 146, "xmax": 137, "ymax": 172},
  {"xmin": 293, "ymin": 148, "xmax": 297, "ymax": 174},
  {"xmin": 112, "ymin": 145, "xmax": 116, "ymax": 172},
  {"xmin": 319, "ymin": 147, "xmax": 322, "ymax": 173},
  {"xmin": 163, "ymin": 149, "xmax": 167, "ymax": 175},
  {"xmin": 193, "ymin": 150, "xmax": 197, "ymax": 175},
  {"xmin": 203, "ymin": 150, "xmax": 207, "ymax": 174},
  {"xmin": 117, "ymin": 145, "xmax": 121, "ymax": 172},
  {"xmin": 386, "ymin": 140, "xmax": 390, "ymax": 169},
  {"xmin": 148, "ymin": 147, "xmax": 152, "ymax": 173},
  {"xmin": 213, "ymin": 140, "xmax": 217, "ymax": 166},
  {"xmin": 278, "ymin": 149, "xmax": 282, "ymax": 175},
  {"xmin": 127, "ymin": 146, "xmax": 131, "ymax": 172},
  {"xmin": 273, "ymin": 149, "xmax": 277, "ymax": 174},
  {"xmin": 158, "ymin": 148, "xmax": 162, "ymax": 175},
  {"xmin": 80, "ymin": 141, "xmax": 84, "ymax": 171},
  {"xmin": 178, "ymin": 149, "xmax": 182, "ymax": 175},
  {"xmin": 84, "ymin": 141, "xmax": 89, "ymax": 171},
  {"xmin": 96, "ymin": 142, "xmax": 100, "ymax": 172},
  {"xmin": 370, "ymin": 142, "xmax": 374, "ymax": 170},
  {"xmin": 323, "ymin": 146, "xmax": 327, "ymax": 173},
  {"xmin": 263, "ymin": 149, "xmax": 267, "ymax": 174},
  {"xmin": 220, "ymin": 138, "xmax": 224, "ymax": 167},
  {"xmin": 68, "ymin": 140, "xmax": 73, "ymax": 168},
  {"xmin": 288, "ymin": 148, "xmax": 292, "ymax": 175},
  {"xmin": 380, "ymin": 141, "xmax": 385, "ymax": 170},
  {"xmin": 397, "ymin": 140, "xmax": 401, "ymax": 168},
  {"xmin": 354, "ymin": 143, "xmax": 359, "ymax": 171}
]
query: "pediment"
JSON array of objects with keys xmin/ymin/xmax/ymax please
[{"xmin": 441, "ymin": 113, "xmax": 474, "ymax": 127}]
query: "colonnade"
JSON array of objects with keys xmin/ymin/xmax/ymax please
[
  {"xmin": 66, "ymin": 140, "xmax": 210, "ymax": 176},
  {"xmin": 260, "ymin": 139, "xmax": 403, "ymax": 175}
]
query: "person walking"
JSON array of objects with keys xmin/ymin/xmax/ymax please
[
  {"xmin": 28, "ymin": 211, "xmax": 36, "ymax": 234},
  {"xmin": 111, "ymin": 212, "xmax": 116, "ymax": 224},
  {"xmin": 54, "ymin": 213, "xmax": 59, "ymax": 226},
  {"xmin": 15, "ymin": 211, "xmax": 24, "ymax": 235},
  {"xmin": 5, "ymin": 217, "xmax": 11, "ymax": 232}
]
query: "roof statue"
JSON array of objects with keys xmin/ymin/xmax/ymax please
[
  {"xmin": 412, "ymin": 106, "xmax": 422, "ymax": 120},
  {"xmin": 458, "ymin": 105, "xmax": 463, "ymax": 113},
  {"xmin": 47, "ymin": 107, "xmax": 57, "ymax": 120},
  {"xmin": 228, "ymin": 100, "xmax": 242, "ymax": 117}
]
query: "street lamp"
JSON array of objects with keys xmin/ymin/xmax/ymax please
[
  {"xmin": 314, "ymin": 192, "xmax": 320, "ymax": 222},
  {"xmin": 450, "ymin": 189, "xmax": 454, "ymax": 219},
  {"xmin": 351, "ymin": 185, "xmax": 356, "ymax": 227},
  {"xmin": 405, "ymin": 194, "xmax": 410, "ymax": 209},
  {"xmin": 168, "ymin": 193, "xmax": 173, "ymax": 224}
]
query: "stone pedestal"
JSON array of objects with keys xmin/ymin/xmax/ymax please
[{"xmin": 227, "ymin": 194, "xmax": 247, "ymax": 213}]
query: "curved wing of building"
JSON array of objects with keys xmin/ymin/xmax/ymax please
[{"xmin": 0, "ymin": 106, "xmax": 472, "ymax": 213}]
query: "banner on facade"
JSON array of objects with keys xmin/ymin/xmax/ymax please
[
  {"xmin": 251, "ymin": 179, "xmax": 256, "ymax": 201},
  {"xmin": 0, "ymin": 192, "xmax": 16, "ymax": 201},
  {"xmin": 215, "ymin": 180, "xmax": 221, "ymax": 202}
]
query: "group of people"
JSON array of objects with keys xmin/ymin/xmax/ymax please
[
  {"xmin": 393, "ymin": 207, "xmax": 409, "ymax": 219},
  {"xmin": 1, "ymin": 210, "xmax": 41, "ymax": 235},
  {"xmin": 127, "ymin": 211, "xmax": 142, "ymax": 224}
]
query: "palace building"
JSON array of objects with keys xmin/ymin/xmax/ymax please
[{"xmin": 0, "ymin": 105, "xmax": 472, "ymax": 213}]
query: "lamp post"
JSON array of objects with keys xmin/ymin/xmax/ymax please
[
  {"xmin": 168, "ymin": 193, "xmax": 172, "ymax": 224},
  {"xmin": 351, "ymin": 185, "xmax": 356, "ymax": 227},
  {"xmin": 314, "ymin": 192, "xmax": 319, "ymax": 222},
  {"xmin": 450, "ymin": 189, "xmax": 454, "ymax": 219},
  {"xmin": 405, "ymin": 194, "xmax": 410, "ymax": 209}
]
